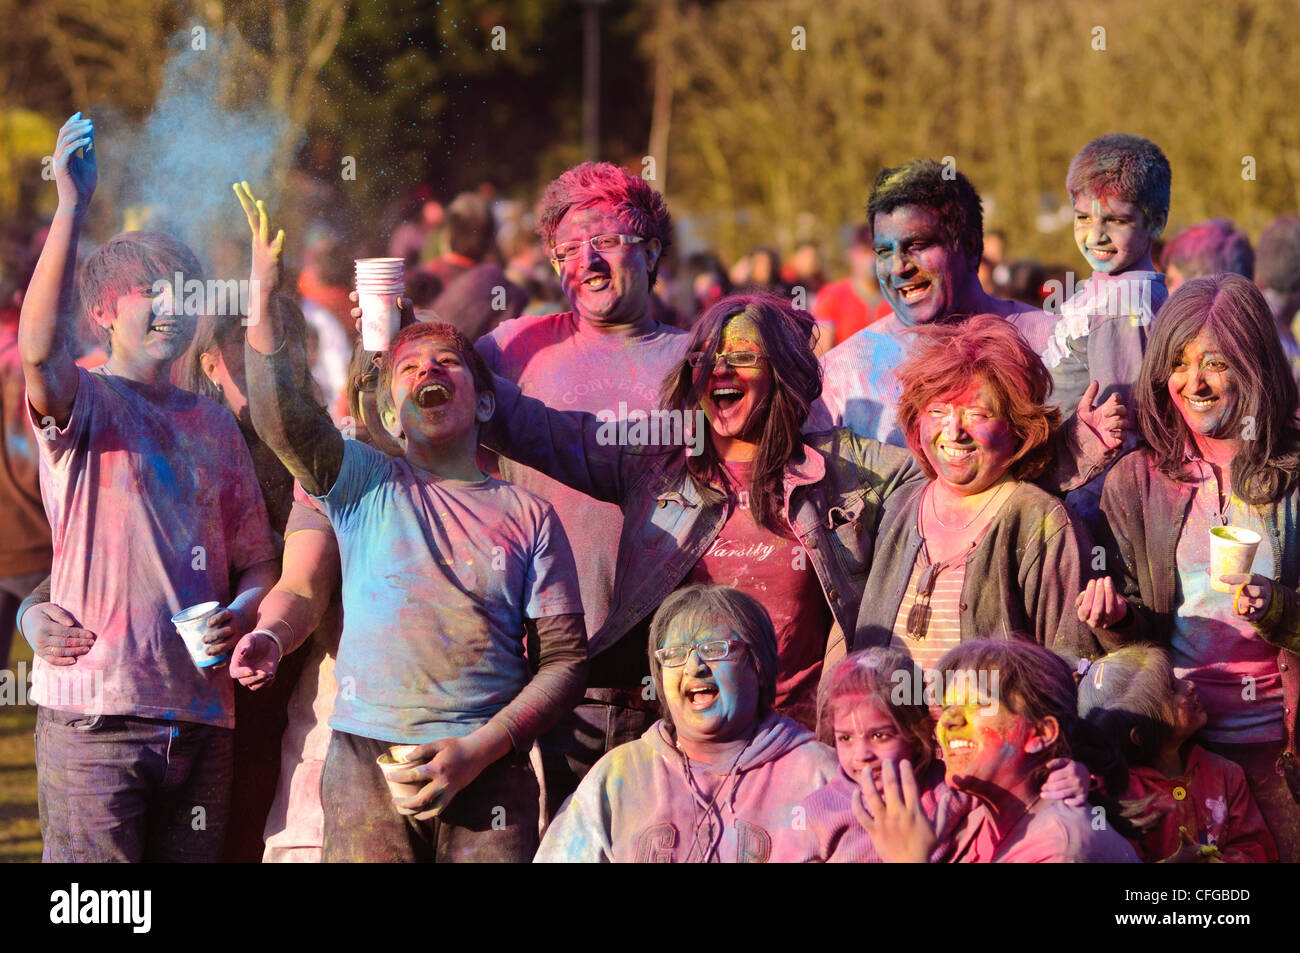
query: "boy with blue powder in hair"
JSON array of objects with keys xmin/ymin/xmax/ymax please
[
  {"xmin": 18, "ymin": 115, "xmax": 280, "ymax": 861},
  {"xmin": 232, "ymin": 182, "xmax": 588, "ymax": 862},
  {"xmin": 1045, "ymin": 133, "xmax": 1172, "ymax": 413}
]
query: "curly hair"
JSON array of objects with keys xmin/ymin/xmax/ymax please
[
  {"xmin": 895, "ymin": 315, "xmax": 1059, "ymax": 481},
  {"xmin": 867, "ymin": 159, "xmax": 984, "ymax": 265}
]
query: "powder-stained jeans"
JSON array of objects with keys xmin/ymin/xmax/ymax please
[
  {"xmin": 539, "ymin": 699, "xmax": 658, "ymax": 820},
  {"xmin": 35, "ymin": 707, "xmax": 233, "ymax": 862},
  {"xmin": 321, "ymin": 731, "xmax": 540, "ymax": 862}
]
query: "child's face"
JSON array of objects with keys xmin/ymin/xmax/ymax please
[
  {"xmin": 101, "ymin": 284, "xmax": 196, "ymax": 364},
  {"xmin": 1168, "ymin": 676, "xmax": 1207, "ymax": 743},
  {"xmin": 937, "ymin": 683, "xmax": 1043, "ymax": 795},
  {"xmin": 832, "ymin": 694, "xmax": 915, "ymax": 791},
  {"xmin": 385, "ymin": 337, "xmax": 491, "ymax": 448},
  {"xmin": 1072, "ymin": 193, "xmax": 1155, "ymax": 274}
]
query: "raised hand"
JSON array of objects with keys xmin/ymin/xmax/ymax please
[
  {"xmin": 53, "ymin": 113, "xmax": 97, "ymax": 213},
  {"xmin": 1076, "ymin": 380, "xmax": 1129, "ymax": 452},
  {"xmin": 26, "ymin": 602, "xmax": 97, "ymax": 666},
  {"xmin": 233, "ymin": 181, "xmax": 285, "ymax": 291},
  {"xmin": 1076, "ymin": 576, "xmax": 1129, "ymax": 629}
]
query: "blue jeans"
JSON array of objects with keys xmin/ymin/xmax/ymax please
[{"xmin": 36, "ymin": 707, "xmax": 233, "ymax": 862}]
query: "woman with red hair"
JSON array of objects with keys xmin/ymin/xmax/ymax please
[{"xmin": 854, "ymin": 315, "xmax": 1105, "ymax": 666}]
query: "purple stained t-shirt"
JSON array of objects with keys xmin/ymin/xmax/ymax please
[
  {"xmin": 30, "ymin": 367, "xmax": 277, "ymax": 728},
  {"xmin": 476, "ymin": 311, "xmax": 690, "ymax": 638},
  {"xmin": 315, "ymin": 439, "xmax": 583, "ymax": 743}
]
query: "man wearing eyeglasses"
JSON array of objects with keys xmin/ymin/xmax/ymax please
[{"xmin": 475, "ymin": 162, "xmax": 690, "ymax": 816}]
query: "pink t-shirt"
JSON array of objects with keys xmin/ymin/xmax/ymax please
[
  {"xmin": 686, "ymin": 461, "xmax": 832, "ymax": 728},
  {"xmin": 31, "ymin": 367, "xmax": 277, "ymax": 728},
  {"xmin": 476, "ymin": 311, "xmax": 690, "ymax": 638}
]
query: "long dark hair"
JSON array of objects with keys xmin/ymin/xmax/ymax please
[
  {"xmin": 660, "ymin": 292, "xmax": 821, "ymax": 533},
  {"xmin": 1135, "ymin": 274, "xmax": 1300, "ymax": 504}
]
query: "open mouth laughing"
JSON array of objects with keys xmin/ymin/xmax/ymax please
[
  {"xmin": 895, "ymin": 279, "xmax": 931, "ymax": 304},
  {"xmin": 683, "ymin": 681, "xmax": 720, "ymax": 711},
  {"xmin": 413, "ymin": 379, "xmax": 452, "ymax": 409},
  {"xmin": 710, "ymin": 385, "xmax": 744, "ymax": 412}
]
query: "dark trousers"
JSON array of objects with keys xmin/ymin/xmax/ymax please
[
  {"xmin": 36, "ymin": 707, "xmax": 233, "ymax": 862},
  {"xmin": 321, "ymin": 730, "xmax": 540, "ymax": 862},
  {"xmin": 538, "ymin": 697, "xmax": 658, "ymax": 819}
]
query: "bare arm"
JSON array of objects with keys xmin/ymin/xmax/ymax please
[{"xmin": 20, "ymin": 114, "xmax": 97, "ymax": 426}]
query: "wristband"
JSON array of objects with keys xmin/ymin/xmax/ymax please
[{"xmin": 250, "ymin": 628, "xmax": 284, "ymax": 659}]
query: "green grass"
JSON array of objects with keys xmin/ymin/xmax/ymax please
[{"xmin": 0, "ymin": 637, "xmax": 40, "ymax": 862}]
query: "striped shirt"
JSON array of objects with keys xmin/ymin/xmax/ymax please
[{"xmin": 890, "ymin": 552, "xmax": 967, "ymax": 672}]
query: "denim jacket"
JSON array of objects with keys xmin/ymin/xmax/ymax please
[
  {"xmin": 483, "ymin": 376, "xmax": 924, "ymax": 657},
  {"xmin": 1096, "ymin": 448, "xmax": 1300, "ymax": 792}
]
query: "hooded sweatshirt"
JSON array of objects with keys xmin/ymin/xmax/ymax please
[{"xmin": 535, "ymin": 711, "xmax": 839, "ymax": 862}]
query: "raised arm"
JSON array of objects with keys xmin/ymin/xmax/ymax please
[
  {"xmin": 235, "ymin": 182, "xmax": 343, "ymax": 497},
  {"xmin": 482, "ymin": 375, "xmax": 644, "ymax": 505},
  {"xmin": 19, "ymin": 114, "xmax": 96, "ymax": 425}
]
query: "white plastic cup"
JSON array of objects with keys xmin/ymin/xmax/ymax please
[
  {"xmin": 355, "ymin": 258, "xmax": 405, "ymax": 350},
  {"xmin": 359, "ymin": 293, "xmax": 401, "ymax": 350},
  {"xmin": 1209, "ymin": 526, "xmax": 1262, "ymax": 593},
  {"xmin": 171, "ymin": 601, "xmax": 226, "ymax": 668},
  {"xmin": 377, "ymin": 745, "xmax": 425, "ymax": 815}
]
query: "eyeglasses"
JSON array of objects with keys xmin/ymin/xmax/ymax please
[
  {"xmin": 550, "ymin": 233, "xmax": 646, "ymax": 262},
  {"xmin": 654, "ymin": 638, "xmax": 745, "ymax": 667},
  {"xmin": 686, "ymin": 351, "xmax": 766, "ymax": 369}
]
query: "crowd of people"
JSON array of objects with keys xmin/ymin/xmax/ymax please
[{"xmin": 5, "ymin": 113, "xmax": 1300, "ymax": 863}]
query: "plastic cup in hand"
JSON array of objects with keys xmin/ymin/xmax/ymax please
[
  {"xmin": 171, "ymin": 601, "xmax": 227, "ymax": 668},
  {"xmin": 1209, "ymin": 526, "xmax": 1262, "ymax": 593},
  {"xmin": 377, "ymin": 744, "xmax": 425, "ymax": 815},
  {"xmin": 355, "ymin": 258, "xmax": 405, "ymax": 350}
]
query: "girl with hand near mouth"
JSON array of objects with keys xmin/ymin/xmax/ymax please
[
  {"xmin": 1079, "ymin": 274, "xmax": 1300, "ymax": 861},
  {"xmin": 856, "ymin": 640, "xmax": 1139, "ymax": 863},
  {"xmin": 1079, "ymin": 645, "xmax": 1277, "ymax": 863},
  {"xmin": 855, "ymin": 316, "xmax": 1106, "ymax": 667},
  {"xmin": 796, "ymin": 647, "xmax": 1091, "ymax": 862}
]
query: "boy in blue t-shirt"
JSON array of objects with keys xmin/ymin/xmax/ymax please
[{"xmin": 232, "ymin": 183, "xmax": 588, "ymax": 862}]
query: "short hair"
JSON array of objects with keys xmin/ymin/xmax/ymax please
[
  {"xmin": 647, "ymin": 584, "xmax": 780, "ymax": 732},
  {"xmin": 1255, "ymin": 215, "xmax": 1300, "ymax": 295},
  {"xmin": 816, "ymin": 647, "xmax": 935, "ymax": 774},
  {"xmin": 1066, "ymin": 134, "xmax": 1171, "ymax": 232},
  {"xmin": 78, "ymin": 231, "xmax": 203, "ymax": 348},
  {"xmin": 895, "ymin": 315, "xmax": 1060, "ymax": 481},
  {"xmin": 1077, "ymin": 645, "xmax": 1176, "ymax": 768},
  {"xmin": 536, "ymin": 161, "xmax": 672, "ymax": 283},
  {"xmin": 445, "ymin": 192, "xmax": 496, "ymax": 262},
  {"xmin": 1161, "ymin": 218, "xmax": 1254, "ymax": 281},
  {"xmin": 375, "ymin": 321, "xmax": 495, "ymax": 425},
  {"xmin": 867, "ymin": 159, "xmax": 984, "ymax": 264},
  {"xmin": 1135, "ymin": 274, "xmax": 1300, "ymax": 503}
]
